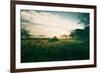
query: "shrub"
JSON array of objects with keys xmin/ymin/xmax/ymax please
[{"xmin": 48, "ymin": 36, "xmax": 59, "ymax": 42}]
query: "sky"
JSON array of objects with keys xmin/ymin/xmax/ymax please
[{"xmin": 21, "ymin": 10, "xmax": 88, "ymax": 38}]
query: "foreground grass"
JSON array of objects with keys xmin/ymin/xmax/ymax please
[{"xmin": 21, "ymin": 38, "xmax": 89, "ymax": 63}]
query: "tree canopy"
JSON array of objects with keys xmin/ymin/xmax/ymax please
[
  {"xmin": 70, "ymin": 13, "xmax": 90, "ymax": 40},
  {"xmin": 78, "ymin": 13, "xmax": 90, "ymax": 26}
]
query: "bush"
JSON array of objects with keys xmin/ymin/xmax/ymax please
[{"xmin": 48, "ymin": 36, "xmax": 59, "ymax": 42}]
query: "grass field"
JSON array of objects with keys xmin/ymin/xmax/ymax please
[{"xmin": 21, "ymin": 38, "xmax": 89, "ymax": 63}]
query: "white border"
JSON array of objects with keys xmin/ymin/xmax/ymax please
[{"xmin": 15, "ymin": 4, "xmax": 94, "ymax": 69}]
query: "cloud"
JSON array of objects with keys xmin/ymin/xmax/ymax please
[{"xmin": 21, "ymin": 10, "xmax": 84, "ymax": 37}]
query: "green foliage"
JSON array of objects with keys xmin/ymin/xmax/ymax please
[
  {"xmin": 21, "ymin": 39, "xmax": 89, "ymax": 63},
  {"xmin": 21, "ymin": 29, "xmax": 30, "ymax": 39},
  {"xmin": 70, "ymin": 26, "xmax": 89, "ymax": 40},
  {"xmin": 70, "ymin": 13, "xmax": 90, "ymax": 41},
  {"xmin": 48, "ymin": 36, "xmax": 59, "ymax": 42},
  {"xmin": 78, "ymin": 13, "xmax": 90, "ymax": 26}
]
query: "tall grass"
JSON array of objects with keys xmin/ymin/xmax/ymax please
[{"xmin": 21, "ymin": 38, "xmax": 89, "ymax": 63}]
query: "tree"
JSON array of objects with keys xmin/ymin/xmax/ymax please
[
  {"xmin": 83, "ymin": 26, "xmax": 89, "ymax": 39},
  {"xmin": 21, "ymin": 29, "xmax": 30, "ymax": 39},
  {"xmin": 70, "ymin": 29, "xmax": 84, "ymax": 39},
  {"xmin": 70, "ymin": 13, "xmax": 90, "ymax": 40},
  {"xmin": 78, "ymin": 13, "xmax": 90, "ymax": 39},
  {"xmin": 48, "ymin": 36, "xmax": 59, "ymax": 42},
  {"xmin": 70, "ymin": 26, "xmax": 89, "ymax": 40},
  {"xmin": 78, "ymin": 13, "xmax": 90, "ymax": 26}
]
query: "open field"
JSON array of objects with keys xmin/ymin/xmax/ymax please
[{"xmin": 21, "ymin": 38, "xmax": 89, "ymax": 63}]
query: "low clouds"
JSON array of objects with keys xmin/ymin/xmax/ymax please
[{"xmin": 21, "ymin": 10, "xmax": 84, "ymax": 37}]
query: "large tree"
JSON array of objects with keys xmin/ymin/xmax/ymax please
[
  {"xmin": 78, "ymin": 13, "xmax": 90, "ymax": 26},
  {"xmin": 70, "ymin": 13, "xmax": 90, "ymax": 40}
]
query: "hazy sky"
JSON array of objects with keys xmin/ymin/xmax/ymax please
[{"xmin": 21, "ymin": 10, "xmax": 87, "ymax": 38}]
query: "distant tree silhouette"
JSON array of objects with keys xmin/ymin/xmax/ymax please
[
  {"xmin": 70, "ymin": 26, "xmax": 89, "ymax": 40},
  {"xmin": 21, "ymin": 29, "xmax": 30, "ymax": 39},
  {"xmin": 48, "ymin": 36, "xmax": 59, "ymax": 42},
  {"xmin": 70, "ymin": 29, "xmax": 83, "ymax": 39}
]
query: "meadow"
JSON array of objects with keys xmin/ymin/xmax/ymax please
[{"xmin": 21, "ymin": 38, "xmax": 89, "ymax": 63}]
